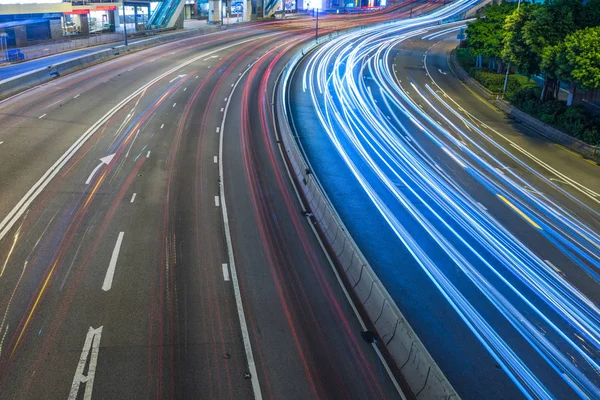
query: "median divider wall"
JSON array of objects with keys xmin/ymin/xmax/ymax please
[
  {"xmin": 275, "ymin": 26, "xmax": 460, "ymax": 400},
  {"xmin": 0, "ymin": 24, "xmax": 243, "ymax": 101}
]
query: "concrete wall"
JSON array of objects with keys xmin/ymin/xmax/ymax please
[
  {"xmin": 0, "ymin": 22, "xmax": 245, "ymax": 100},
  {"xmin": 275, "ymin": 25, "xmax": 461, "ymax": 400}
]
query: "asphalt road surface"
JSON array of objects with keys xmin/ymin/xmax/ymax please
[
  {"xmin": 0, "ymin": 6, "xmax": 435, "ymax": 399},
  {"xmin": 289, "ymin": 16, "xmax": 600, "ymax": 400}
]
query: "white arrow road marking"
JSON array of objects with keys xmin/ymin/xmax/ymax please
[
  {"xmin": 438, "ymin": 68, "xmax": 447, "ymax": 75},
  {"xmin": 168, "ymin": 74, "xmax": 187, "ymax": 83},
  {"xmin": 102, "ymin": 232, "xmax": 124, "ymax": 291},
  {"xmin": 68, "ymin": 326, "xmax": 103, "ymax": 400},
  {"xmin": 0, "ymin": 35, "xmax": 275, "ymax": 245},
  {"xmin": 203, "ymin": 55, "xmax": 218, "ymax": 61},
  {"xmin": 85, "ymin": 154, "xmax": 115, "ymax": 185}
]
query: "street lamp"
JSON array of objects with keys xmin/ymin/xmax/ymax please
[{"xmin": 122, "ymin": 6, "xmax": 128, "ymax": 46}]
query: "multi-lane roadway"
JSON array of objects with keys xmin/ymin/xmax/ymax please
[
  {"xmin": 0, "ymin": 6, "xmax": 440, "ymax": 399},
  {"xmin": 290, "ymin": 6, "xmax": 600, "ymax": 399}
]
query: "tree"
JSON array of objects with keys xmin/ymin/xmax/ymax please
[
  {"xmin": 502, "ymin": 5, "xmax": 542, "ymax": 77},
  {"xmin": 581, "ymin": 0, "xmax": 600, "ymax": 29},
  {"xmin": 520, "ymin": 1, "xmax": 576, "ymax": 101},
  {"xmin": 465, "ymin": 3, "xmax": 516, "ymax": 72},
  {"xmin": 560, "ymin": 27, "xmax": 600, "ymax": 105}
]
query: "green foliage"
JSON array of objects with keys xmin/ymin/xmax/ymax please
[
  {"xmin": 465, "ymin": 3, "xmax": 516, "ymax": 59},
  {"xmin": 580, "ymin": 0, "xmax": 600, "ymax": 28},
  {"xmin": 502, "ymin": 5, "xmax": 543, "ymax": 75},
  {"xmin": 561, "ymin": 27, "xmax": 600, "ymax": 89},
  {"xmin": 456, "ymin": 47, "xmax": 476, "ymax": 68},
  {"xmin": 509, "ymin": 86, "xmax": 600, "ymax": 144}
]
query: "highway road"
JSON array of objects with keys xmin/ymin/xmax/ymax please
[
  {"xmin": 0, "ymin": 6, "xmax": 439, "ymax": 399},
  {"xmin": 289, "ymin": 6, "xmax": 600, "ymax": 399}
]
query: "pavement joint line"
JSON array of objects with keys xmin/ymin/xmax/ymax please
[
  {"xmin": 38, "ymin": 114, "xmax": 46, "ymax": 119},
  {"xmin": 222, "ymin": 263, "xmax": 230, "ymax": 281},
  {"xmin": 130, "ymin": 193, "xmax": 136, "ymax": 203},
  {"xmin": 102, "ymin": 232, "xmax": 124, "ymax": 291}
]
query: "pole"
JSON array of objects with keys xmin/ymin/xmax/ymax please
[
  {"xmin": 315, "ymin": 8, "xmax": 319, "ymax": 41},
  {"xmin": 122, "ymin": 6, "xmax": 128, "ymax": 46},
  {"xmin": 502, "ymin": 62, "xmax": 510, "ymax": 98}
]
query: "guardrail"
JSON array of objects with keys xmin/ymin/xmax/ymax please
[
  {"xmin": 448, "ymin": 49, "xmax": 600, "ymax": 164},
  {"xmin": 275, "ymin": 22, "xmax": 460, "ymax": 400},
  {"xmin": 0, "ymin": 24, "xmax": 243, "ymax": 101}
]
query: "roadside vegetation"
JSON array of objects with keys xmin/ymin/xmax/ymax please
[{"xmin": 457, "ymin": 0, "xmax": 600, "ymax": 145}]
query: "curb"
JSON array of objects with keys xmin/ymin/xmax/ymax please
[
  {"xmin": 448, "ymin": 49, "xmax": 600, "ymax": 164},
  {"xmin": 275, "ymin": 21, "xmax": 461, "ymax": 400}
]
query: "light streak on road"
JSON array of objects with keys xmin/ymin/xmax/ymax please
[{"xmin": 290, "ymin": 1, "xmax": 600, "ymax": 397}]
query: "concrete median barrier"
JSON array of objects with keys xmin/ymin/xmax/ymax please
[
  {"xmin": 0, "ymin": 24, "xmax": 245, "ymax": 101},
  {"xmin": 275, "ymin": 21, "xmax": 460, "ymax": 400}
]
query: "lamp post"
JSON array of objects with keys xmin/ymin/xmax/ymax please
[
  {"xmin": 315, "ymin": 8, "xmax": 319, "ymax": 42},
  {"xmin": 122, "ymin": 6, "xmax": 128, "ymax": 46}
]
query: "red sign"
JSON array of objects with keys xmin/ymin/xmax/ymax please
[
  {"xmin": 96, "ymin": 6, "xmax": 117, "ymax": 10},
  {"xmin": 65, "ymin": 9, "xmax": 90, "ymax": 14}
]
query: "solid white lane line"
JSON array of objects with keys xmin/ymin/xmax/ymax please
[
  {"xmin": 102, "ymin": 232, "xmax": 124, "ymax": 291},
  {"xmin": 73, "ymin": 94, "xmax": 80, "ymax": 99},
  {"xmin": 130, "ymin": 193, "xmax": 137, "ymax": 203},
  {"xmin": 146, "ymin": 151, "xmax": 151, "ymax": 158},
  {"xmin": 222, "ymin": 263, "xmax": 230, "ymax": 281},
  {"xmin": 68, "ymin": 326, "xmax": 103, "ymax": 400},
  {"xmin": 160, "ymin": 124, "xmax": 164, "ymax": 129},
  {"xmin": 214, "ymin": 156, "xmax": 218, "ymax": 164},
  {"xmin": 219, "ymin": 62, "xmax": 262, "ymax": 400},
  {"xmin": 0, "ymin": 37, "xmax": 270, "ymax": 243},
  {"xmin": 38, "ymin": 114, "xmax": 46, "ymax": 119},
  {"xmin": 214, "ymin": 196, "xmax": 220, "ymax": 207}
]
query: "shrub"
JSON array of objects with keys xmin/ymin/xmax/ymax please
[
  {"xmin": 509, "ymin": 86, "xmax": 600, "ymax": 144},
  {"xmin": 456, "ymin": 47, "xmax": 475, "ymax": 69}
]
